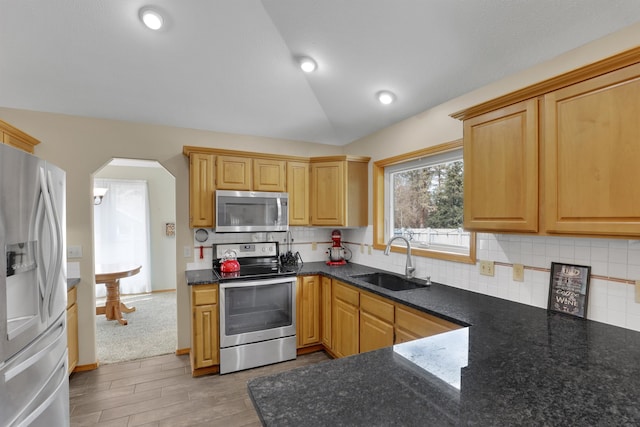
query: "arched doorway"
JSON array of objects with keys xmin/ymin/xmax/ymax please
[{"xmin": 91, "ymin": 158, "xmax": 177, "ymax": 364}]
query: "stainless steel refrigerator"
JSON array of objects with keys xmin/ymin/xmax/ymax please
[{"xmin": 0, "ymin": 143, "xmax": 69, "ymax": 426}]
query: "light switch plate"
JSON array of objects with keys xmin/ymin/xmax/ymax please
[
  {"xmin": 479, "ymin": 260, "xmax": 495, "ymax": 276},
  {"xmin": 67, "ymin": 245, "xmax": 82, "ymax": 259},
  {"xmin": 368, "ymin": 245, "xmax": 372, "ymax": 255},
  {"xmin": 635, "ymin": 280, "xmax": 640, "ymax": 304},
  {"xmin": 513, "ymin": 264, "xmax": 524, "ymax": 282},
  {"xmin": 360, "ymin": 243, "xmax": 364, "ymax": 254},
  {"xmin": 311, "ymin": 242, "xmax": 317, "ymax": 251},
  {"xmin": 183, "ymin": 246, "xmax": 192, "ymax": 258}
]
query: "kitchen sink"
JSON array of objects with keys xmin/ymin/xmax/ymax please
[{"xmin": 349, "ymin": 272, "xmax": 429, "ymax": 291}]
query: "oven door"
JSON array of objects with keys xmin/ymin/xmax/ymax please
[{"xmin": 219, "ymin": 277, "xmax": 296, "ymax": 348}]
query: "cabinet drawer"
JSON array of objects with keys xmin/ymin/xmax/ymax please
[
  {"xmin": 395, "ymin": 306, "xmax": 459, "ymax": 338},
  {"xmin": 192, "ymin": 285, "xmax": 218, "ymax": 306},
  {"xmin": 67, "ymin": 286, "xmax": 77, "ymax": 309},
  {"xmin": 333, "ymin": 281, "xmax": 359, "ymax": 307},
  {"xmin": 360, "ymin": 293, "xmax": 394, "ymax": 323}
]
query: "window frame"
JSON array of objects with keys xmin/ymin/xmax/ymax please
[{"xmin": 373, "ymin": 139, "xmax": 476, "ymax": 264}]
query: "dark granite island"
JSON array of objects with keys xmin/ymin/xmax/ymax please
[{"xmin": 247, "ymin": 262, "xmax": 640, "ymax": 426}]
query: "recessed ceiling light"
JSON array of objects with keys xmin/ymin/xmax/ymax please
[
  {"xmin": 299, "ymin": 57, "xmax": 317, "ymax": 73},
  {"xmin": 140, "ymin": 7, "xmax": 164, "ymax": 30},
  {"xmin": 376, "ymin": 90, "xmax": 396, "ymax": 105}
]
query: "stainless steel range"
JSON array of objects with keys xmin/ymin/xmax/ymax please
[{"xmin": 213, "ymin": 242, "xmax": 298, "ymax": 374}]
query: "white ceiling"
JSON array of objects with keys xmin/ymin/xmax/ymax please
[{"xmin": 1, "ymin": 1, "xmax": 640, "ymax": 146}]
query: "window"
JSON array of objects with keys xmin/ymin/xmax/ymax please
[{"xmin": 373, "ymin": 140, "xmax": 476, "ymax": 264}]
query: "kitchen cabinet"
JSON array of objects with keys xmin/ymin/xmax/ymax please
[
  {"xmin": 462, "ymin": 99, "xmax": 539, "ymax": 233},
  {"xmin": 287, "ymin": 161, "xmax": 310, "ymax": 225},
  {"xmin": 359, "ymin": 292, "xmax": 394, "ymax": 353},
  {"xmin": 310, "ymin": 156, "xmax": 370, "ymax": 227},
  {"xmin": 331, "ymin": 280, "xmax": 360, "ymax": 358},
  {"xmin": 188, "ymin": 153, "xmax": 215, "ymax": 228},
  {"xmin": 0, "ymin": 119, "xmax": 40, "ymax": 154},
  {"xmin": 190, "ymin": 284, "xmax": 219, "ymax": 376},
  {"xmin": 454, "ymin": 47, "xmax": 640, "ymax": 238},
  {"xmin": 395, "ymin": 305, "xmax": 461, "ymax": 344},
  {"xmin": 66, "ymin": 286, "xmax": 78, "ymax": 375},
  {"xmin": 321, "ymin": 276, "xmax": 332, "ymax": 349},
  {"xmin": 544, "ymin": 62, "xmax": 640, "ymax": 236},
  {"xmin": 296, "ymin": 275, "xmax": 321, "ymax": 348},
  {"xmin": 216, "ymin": 155, "xmax": 252, "ymax": 190},
  {"xmin": 254, "ymin": 158, "xmax": 286, "ymax": 192}
]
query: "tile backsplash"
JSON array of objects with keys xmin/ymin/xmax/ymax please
[
  {"xmin": 345, "ymin": 227, "xmax": 640, "ymax": 333},
  {"xmin": 186, "ymin": 226, "xmax": 640, "ymax": 333}
]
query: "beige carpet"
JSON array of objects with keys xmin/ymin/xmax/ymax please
[{"xmin": 95, "ymin": 291, "xmax": 177, "ymax": 364}]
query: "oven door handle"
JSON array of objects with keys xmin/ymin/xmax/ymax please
[{"xmin": 219, "ymin": 276, "xmax": 295, "ymax": 289}]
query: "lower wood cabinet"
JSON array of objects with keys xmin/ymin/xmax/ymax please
[
  {"xmin": 190, "ymin": 284, "xmax": 219, "ymax": 376},
  {"xmin": 321, "ymin": 276, "xmax": 332, "ymax": 349},
  {"xmin": 327, "ymin": 279, "xmax": 462, "ymax": 358},
  {"xmin": 331, "ymin": 280, "xmax": 360, "ymax": 358},
  {"xmin": 359, "ymin": 293, "xmax": 394, "ymax": 353},
  {"xmin": 66, "ymin": 286, "xmax": 78, "ymax": 375},
  {"xmin": 296, "ymin": 276, "xmax": 321, "ymax": 348}
]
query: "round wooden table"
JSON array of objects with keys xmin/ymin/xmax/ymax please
[{"xmin": 95, "ymin": 264, "xmax": 141, "ymax": 326}]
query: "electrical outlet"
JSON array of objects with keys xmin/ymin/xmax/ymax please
[
  {"xmin": 183, "ymin": 246, "xmax": 192, "ymax": 258},
  {"xmin": 312, "ymin": 242, "xmax": 317, "ymax": 251},
  {"xmin": 368, "ymin": 245, "xmax": 372, "ymax": 255},
  {"xmin": 513, "ymin": 264, "xmax": 524, "ymax": 282},
  {"xmin": 67, "ymin": 245, "xmax": 83, "ymax": 259},
  {"xmin": 635, "ymin": 280, "xmax": 640, "ymax": 304},
  {"xmin": 360, "ymin": 243, "xmax": 364, "ymax": 254},
  {"xmin": 479, "ymin": 260, "xmax": 495, "ymax": 276}
]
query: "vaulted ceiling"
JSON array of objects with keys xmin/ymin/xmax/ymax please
[{"xmin": 1, "ymin": 1, "xmax": 640, "ymax": 145}]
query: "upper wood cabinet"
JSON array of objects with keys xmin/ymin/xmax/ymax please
[
  {"xmin": 254, "ymin": 158, "xmax": 286, "ymax": 192},
  {"xmin": 188, "ymin": 153, "xmax": 215, "ymax": 228},
  {"xmin": 310, "ymin": 156, "xmax": 370, "ymax": 227},
  {"xmin": 544, "ymin": 62, "xmax": 640, "ymax": 236},
  {"xmin": 216, "ymin": 155, "xmax": 252, "ymax": 190},
  {"xmin": 453, "ymin": 46, "xmax": 640, "ymax": 238},
  {"xmin": 0, "ymin": 119, "xmax": 40, "ymax": 153},
  {"xmin": 463, "ymin": 99, "xmax": 539, "ymax": 233},
  {"xmin": 287, "ymin": 161, "xmax": 310, "ymax": 225}
]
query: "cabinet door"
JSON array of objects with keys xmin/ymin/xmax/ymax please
[
  {"xmin": 359, "ymin": 293, "xmax": 394, "ymax": 353},
  {"xmin": 311, "ymin": 161, "xmax": 344, "ymax": 226},
  {"xmin": 216, "ymin": 155, "xmax": 252, "ymax": 190},
  {"xmin": 193, "ymin": 304, "xmax": 218, "ymax": 368},
  {"xmin": 395, "ymin": 305, "xmax": 459, "ymax": 344},
  {"xmin": 360, "ymin": 311, "xmax": 394, "ymax": 353},
  {"xmin": 331, "ymin": 281, "xmax": 359, "ymax": 358},
  {"xmin": 254, "ymin": 158, "xmax": 286, "ymax": 192},
  {"xmin": 287, "ymin": 161, "xmax": 310, "ymax": 225},
  {"xmin": 189, "ymin": 153, "xmax": 215, "ymax": 228},
  {"xmin": 66, "ymin": 302, "xmax": 78, "ymax": 374},
  {"xmin": 321, "ymin": 276, "xmax": 332, "ymax": 349},
  {"xmin": 296, "ymin": 276, "xmax": 321, "ymax": 348},
  {"xmin": 463, "ymin": 99, "xmax": 539, "ymax": 232},
  {"xmin": 544, "ymin": 63, "xmax": 640, "ymax": 236}
]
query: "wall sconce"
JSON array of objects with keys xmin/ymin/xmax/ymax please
[{"xmin": 93, "ymin": 187, "xmax": 108, "ymax": 205}]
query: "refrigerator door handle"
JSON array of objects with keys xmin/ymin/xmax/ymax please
[
  {"xmin": 45, "ymin": 169, "xmax": 63, "ymax": 316},
  {"xmin": 3, "ymin": 321, "xmax": 65, "ymax": 382},
  {"xmin": 38, "ymin": 167, "xmax": 58, "ymax": 320}
]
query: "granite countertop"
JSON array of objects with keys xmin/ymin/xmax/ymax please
[
  {"xmin": 237, "ymin": 262, "xmax": 640, "ymax": 426},
  {"xmin": 67, "ymin": 277, "xmax": 80, "ymax": 291}
]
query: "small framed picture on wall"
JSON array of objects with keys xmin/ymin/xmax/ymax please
[{"xmin": 548, "ymin": 262, "xmax": 591, "ymax": 318}]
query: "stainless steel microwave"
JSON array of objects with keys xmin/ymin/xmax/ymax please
[{"xmin": 215, "ymin": 190, "xmax": 289, "ymax": 232}]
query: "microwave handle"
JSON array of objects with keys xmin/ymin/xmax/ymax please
[{"xmin": 276, "ymin": 197, "xmax": 282, "ymax": 225}]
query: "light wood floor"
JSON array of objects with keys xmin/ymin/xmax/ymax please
[{"xmin": 69, "ymin": 351, "xmax": 330, "ymax": 426}]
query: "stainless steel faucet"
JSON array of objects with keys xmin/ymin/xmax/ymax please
[{"xmin": 384, "ymin": 236, "xmax": 415, "ymax": 279}]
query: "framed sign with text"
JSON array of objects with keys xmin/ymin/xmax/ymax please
[{"xmin": 548, "ymin": 262, "xmax": 591, "ymax": 318}]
